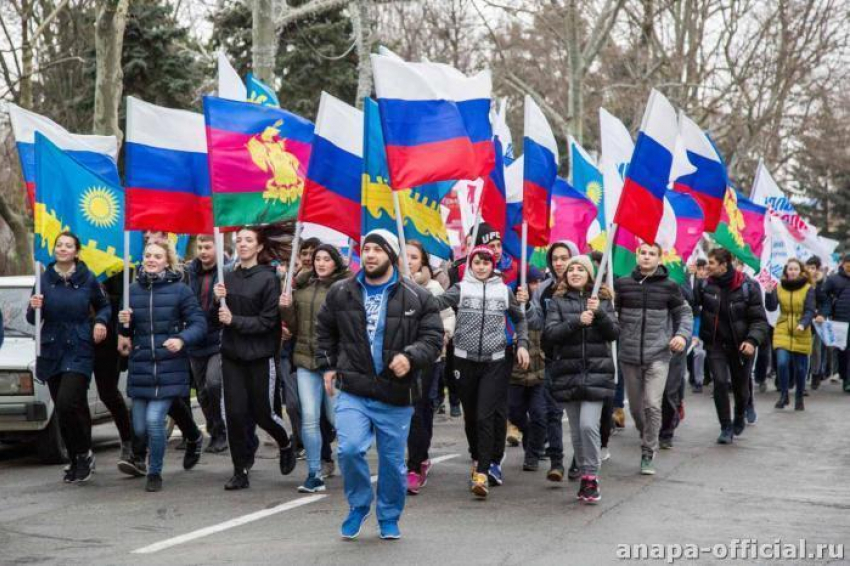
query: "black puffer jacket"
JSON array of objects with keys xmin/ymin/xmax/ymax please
[
  {"xmin": 694, "ymin": 269, "xmax": 769, "ymax": 349},
  {"xmin": 315, "ymin": 274, "xmax": 443, "ymax": 406},
  {"xmin": 185, "ymin": 258, "xmax": 223, "ymax": 357},
  {"xmin": 822, "ymin": 269, "xmax": 850, "ymax": 323},
  {"xmin": 543, "ymin": 289, "xmax": 619, "ymax": 403},
  {"xmin": 220, "ymin": 264, "xmax": 282, "ymax": 361}
]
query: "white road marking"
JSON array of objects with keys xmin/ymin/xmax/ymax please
[{"xmin": 132, "ymin": 453, "xmax": 460, "ymax": 555}]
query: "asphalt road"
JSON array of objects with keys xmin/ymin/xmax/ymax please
[{"xmin": 1, "ymin": 379, "xmax": 849, "ymax": 566}]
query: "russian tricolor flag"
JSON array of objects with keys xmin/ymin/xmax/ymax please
[
  {"xmin": 613, "ymin": 89, "xmax": 678, "ymax": 244},
  {"xmin": 479, "ymin": 138, "xmax": 507, "ymax": 237},
  {"xmin": 8, "ymin": 104, "xmax": 119, "ymax": 209},
  {"xmin": 371, "ymin": 54, "xmax": 494, "ymax": 188},
  {"xmin": 502, "ymin": 155, "xmax": 525, "ymax": 261},
  {"xmin": 672, "ymin": 112, "xmax": 726, "ymax": 232},
  {"xmin": 299, "ymin": 92, "xmax": 363, "ymax": 242},
  {"xmin": 522, "ymin": 95, "xmax": 559, "ymax": 247},
  {"xmin": 125, "ymin": 97, "xmax": 213, "ymax": 234}
]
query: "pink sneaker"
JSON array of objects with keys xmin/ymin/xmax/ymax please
[
  {"xmin": 407, "ymin": 470, "xmax": 423, "ymax": 495},
  {"xmin": 420, "ymin": 459, "xmax": 432, "ymax": 484}
]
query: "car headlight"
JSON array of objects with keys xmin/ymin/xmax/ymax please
[{"xmin": 0, "ymin": 372, "xmax": 35, "ymax": 395}]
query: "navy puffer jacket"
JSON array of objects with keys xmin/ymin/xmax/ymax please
[
  {"xmin": 121, "ymin": 270, "xmax": 206, "ymax": 399},
  {"xmin": 26, "ymin": 261, "xmax": 110, "ymax": 382}
]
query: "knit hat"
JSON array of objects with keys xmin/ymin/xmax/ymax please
[
  {"xmin": 565, "ymin": 255, "xmax": 596, "ymax": 282},
  {"xmin": 468, "ymin": 245, "xmax": 496, "ymax": 264},
  {"xmin": 471, "ymin": 222, "xmax": 501, "ymax": 246},
  {"xmin": 362, "ymin": 229, "xmax": 400, "ymax": 265}
]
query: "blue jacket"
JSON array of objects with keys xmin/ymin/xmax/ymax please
[
  {"xmin": 121, "ymin": 270, "xmax": 206, "ymax": 399},
  {"xmin": 26, "ymin": 261, "xmax": 110, "ymax": 382}
]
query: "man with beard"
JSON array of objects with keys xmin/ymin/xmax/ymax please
[{"xmin": 316, "ymin": 229, "xmax": 443, "ymax": 540}]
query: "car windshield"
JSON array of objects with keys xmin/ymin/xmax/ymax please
[{"xmin": 0, "ymin": 287, "xmax": 35, "ymax": 338}]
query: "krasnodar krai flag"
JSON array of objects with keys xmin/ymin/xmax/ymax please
[
  {"xmin": 371, "ymin": 53, "xmax": 494, "ymax": 188},
  {"xmin": 550, "ymin": 177, "xmax": 597, "ymax": 253},
  {"xmin": 656, "ymin": 191, "xmax": 705, "ymax": 284},
  {"xmin": 672, "ymin": 112, "xmax": 726, "ymax": 232},
  {"xmin": 9, "ymin": 104, "xmax": 119, "ymax": 208},
  {"xmin": 712, "ymin": 187, "xmax": 767, "ymax": 271},
  {"xmin": 204, "ymin": 96, "xmax": 314, "ymax": 228},
  {"xmin": 299, "ymin": 92, "xmax": 363, "ymax": 242},
  {"xmin": 522, "ymin": 95, "xmax": 559, "ymax": 247},
  {"xmin": 34, "ymin": 133, "xmax": 124, "ymax": 280},
  {"xmin": 613, "ymin": 89, "xmax": 678, "ymax": 244},
  {"xmin": 125, "ymin": 97, "xmax": 212, "ymax": 234}
]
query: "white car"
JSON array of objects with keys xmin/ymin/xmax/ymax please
[{"xmin": 0, "ymin": 275, "xmax": 130, "ymax": 463}]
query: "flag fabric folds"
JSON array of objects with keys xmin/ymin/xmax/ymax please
[
  {"xmin": 217, "ymin": 51, "xmax": 247, "ymax": 102},
  {"xmin": 672, "ymin": 113, "xmax": 726, "ymax": 232},
  {"xmin": 712, "ymin": 188, "xmax": 767, "ymax": 271},
  {"xmin": 362, "ymin": 98, "xmax": 453, "ymax": 260},
  {"xmin": 656, "ymin": 191, "xmax": 706, "ymax": 284},
  {"xmin": 246, "ymin": 73, "xmax": 280, "ymax": 107},
  {"xmin": 9, "ymin": 104, "xmax": 119, "ymax": 208},
  {"xmin": 569, "ymin": 137, "xmax": 605, "ymax": 251},
  {"xmin": 479, "ymin": 138, "xmax": 507, "ymax": 237},
  {"xmin": 204, "ymin": 96, "xmax": 314, "ymax": 228},
  {"xmin": 125, "ymin": 97, "xmax": 212, "ymax": 234},
  {"xmin": 522, "ymin": 95, "xmax": 559, "ymax": 247},
  {"xmin": 550, "ymin": 177, "xmax": 597, "ymax": 253},
  {"xmin": 599, "ymin": 108, "xmax": 634, "ymax": 227},
  {"xmin": 371, "ymin": 54, "xmax": 494, "ymax": 188},
  {"xmin": 34, "ymin": 133, "xmax": 124, "ymax": 280},
  {"xmin": 300, "ymin": 92, "xmax": 363, "ymax": 242},
  {"xmin": 502, "ymin": 156, "xmax": 526, "ymax": 261},
  {"xmin": 613, "ymin": 89, "xmax": 678, "ymax": 244}
]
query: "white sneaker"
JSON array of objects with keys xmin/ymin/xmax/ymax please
[{"xmin": 601, "ymin": 447, "xmax": 611, "ymax": 462}]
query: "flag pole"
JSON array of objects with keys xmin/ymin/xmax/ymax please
[
  {"xmin": 214, "ymin": 227, "xmax": 227, "ymax": 308},
  {"xmin": 122, "ymin": 231, "xmax": 130, "ymax": 326},
  {"xmin": 34, "ymin": 261, "xmax": 42, "ymax": 357},
  {"xmin": 392, "ymin": 190, "xmax": 411, "ymax": 278},
  {"xmin": 346, "ymin": 238, "xmax": 355, "ymax": 266},
  {"xmin": 604, "ymin": 226, "xmax": 618, "ymax": 384},
  {"xmin": 520, "ymin": 221, "xmax": 528, "ymax": 290},
  {"xmin": 592, "ymin": 222, "xmax": 618, "ymax": 297},
  {"xmin": 284, "ymin": 222, "xmax": 302, "ymax": 297}
]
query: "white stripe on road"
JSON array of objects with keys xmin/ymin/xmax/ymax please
[
  {"xmin": 132, "ymin": 495, "xmax": 326, "ymax": 554},
  {"xmin": 132, "ymin": 453, "xmax": 460, "ymax": 555}
]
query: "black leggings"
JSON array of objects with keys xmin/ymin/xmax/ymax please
[
  {"xmin": 47, "ymin": 373, "xmax": 91, "ymax": 456},
  {"xmin": 408, "ymin": 362, "xmax": 440, "ymax": 471},
  {"xmin": 454, "ymin": 355, "xmax": 512, "ymax": 474},
  {"xmin": 93, "ymin": 336, "xmax": 132, "ymax": 442},
  {"xmin": 709, "ymin": 347, "xmax": 753, "ymax": 427},
  {"xmin": 222, "ymin": 355, "xmax": 291, "ymax": 472}
]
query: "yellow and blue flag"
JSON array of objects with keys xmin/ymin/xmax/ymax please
[
  {"xmin": 246, "ymin": 73, "xmax": 280, "ymax": 108},
  {"xmin": 569, "ymin": 137, "xmax": 605, "ymax": 251},
  {"xmin": 362, "ymin": 99, "xmax": 453, "ymax": 260},
  {"xmin": 34, "ymin": 133, "xmax": 125, "ymax": 280}
]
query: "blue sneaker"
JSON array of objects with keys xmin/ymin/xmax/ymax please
[
  {"xmin": 378, "ymin": 520, "xmax": 401, "ymax": 540},
  {"xmin": 340, "ymin": 508, "xmax": 370, "ymax": 540},
  {"xmin": 297, "ymin": 473, "xmax": 326, "ymax": 493},
  {"xmin": 487, "ymin": 462, "xmax": 503, "ymax": 486},
  {"xmin": 745, "ymin": 404, "xmax": 757, "ymax": 425}
]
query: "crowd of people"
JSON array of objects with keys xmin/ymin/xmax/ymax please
[{"xmin": 22, "ymin": 222, "xmax": 850, "ymax": 540}]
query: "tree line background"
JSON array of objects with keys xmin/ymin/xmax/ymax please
[{"xmin": 0, "ymin": 0, "xmax": 847, "ymax": 275}]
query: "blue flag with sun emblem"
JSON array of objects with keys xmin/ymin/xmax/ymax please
[
  {"xmin": 34, "ymin": 132, "xmax": 125, "ymax": 280},
  {"xmin": 569, "ymin": 137, "xmax": 605, "ymax": 252}
]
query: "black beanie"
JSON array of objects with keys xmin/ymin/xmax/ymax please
[{"xmin": 472, "ymin": 222, "xmax": 501, "ymax": 246}]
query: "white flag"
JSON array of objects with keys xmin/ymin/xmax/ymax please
[
  {"xmin": 599, "ymin": 108, "xmax": 634, "ymax": 229},
  {"xmin": 217, "ymin": 51, "xmax": 247, "ymax": 102}
]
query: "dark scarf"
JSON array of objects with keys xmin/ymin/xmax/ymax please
[
  {"xmin": 713, "ymin": 267, "xmax": 736, "ymax": 289},
  {"xmin": 781, "ymin": 276, "xmax": 809, "ymax": 292}
]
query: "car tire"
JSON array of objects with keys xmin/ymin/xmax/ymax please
[{"xmin": 36, "ymin": 414, "xmax": 68, "ymax": 465}]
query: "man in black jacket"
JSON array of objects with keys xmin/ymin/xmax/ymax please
[
  {"xmin": 186, "ymin": 235, "xmax": 228, "ymax": 453},
  {"xmin": 316, "ymin": 229, "xmax": 443, "ymax": 541},
  {"xmin": 694, "ymin": 248, "xmax": 769, "ymax": 444}
]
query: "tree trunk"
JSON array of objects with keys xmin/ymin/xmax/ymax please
[
  {"xmin": 351, "ymin": 0, "xmax": 374, "ymax": 109},
  {"xmin": 565, "ymin": 0, "xmax": 582, "ymax": 143},
  {"xmin": 252, "ymin": 0, "xmax": 276, "ymax": 84},
  {"xmin": 19, "ymin": 0, "xmax": 33, "ymax": 109},
  {"xmin": 93, "ymin": 0, "xmax": 129, "ymax": 140}
]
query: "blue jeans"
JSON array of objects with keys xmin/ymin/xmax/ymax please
[
  {"xmin": 297, "ymin": 367, "xmax": 335, "ymax": 476},
  {"xmin": 132, "ymin": 397, "xmax": 174, "ymax": 476},
  {"xmin": 776, "ymin": 349, "xmax": 809, "ymax": 398},
  {"xmin": 335, "ymin": 391, "xmax": 414, "ymax": 523}
]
